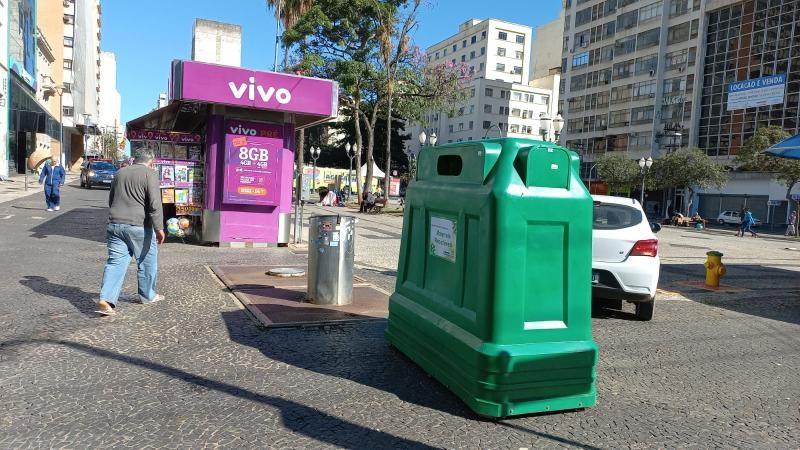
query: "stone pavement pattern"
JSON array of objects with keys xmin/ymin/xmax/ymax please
[{"xmin": 0, "ymin": 187, "xmax": 798, "ymax": 448}]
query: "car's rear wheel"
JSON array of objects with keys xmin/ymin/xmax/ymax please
[
  {"xmin": 635, "ymin": 299, "xmax": 654, "ymax": 321},
  {"xmin": 718, "ymin": 219, "xmax": 725, "ymax": 225}
]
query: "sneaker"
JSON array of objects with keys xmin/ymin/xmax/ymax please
[
  {"xmin": 54, "ymin": 206, "xmax": 60, "ymax": 211},
  {"xmin": 46, "ymin": 208, "xmax": 54, "ymax": 212},
  {"xmin": 143, "ymin": 294, "xmax": 165, "ymax": 304},
  {"xmin": 96, "ymin": 300, "xmax": 116, "ymax": 316}
]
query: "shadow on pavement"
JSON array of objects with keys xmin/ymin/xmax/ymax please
[
  {"xmin": 660, "ymin": 262, "xmax": 800, "ymax": 325},
  {"xmin": 19, "ymin": 275, "xmax": 98, "ymax": 317},
  {"xmin": 0, "ymin": 338, "xmax": 436, "ymax": 449},
  {"xmin": 221, "ymin": 309, "xmax": 475, "ymax": 418},
  {"xmin": 28, "ymin": 207, "xmax": 107, "ymax": 242}
]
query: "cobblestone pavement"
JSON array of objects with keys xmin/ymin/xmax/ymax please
[{"xmin": 1, "ymin": 188, "xmax": 798, "ymax": 448}]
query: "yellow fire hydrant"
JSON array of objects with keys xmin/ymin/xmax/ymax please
[{"xmin": 704, "ymin": 251, "xmax": 726, "ymax": 287}]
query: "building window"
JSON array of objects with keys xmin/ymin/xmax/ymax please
[
  {"xmin": 63, "ymin": 59, "xmax": 73, "ymax": 70},
  {"xmin": 516, "ymin": 35, "xmax": 525, "ymax": 44},
  {"xmin": 462, "ymin": 40, "xmax": 467, "ymax": 48},
  {"xmin": 513, "ymin": 66, "xmax": 522, "ymax": 74},
  {"xmin": 470, "ymin": 88, "xmax": 476, "ymax": 98},
  {"xmin": 611, "ymin": 85, "xmax": 632, "ymax": 104},
  {"xmin": 481, "ymin": 47, "xmax": 485, "ymax": 55},
  {"xmin": 609, "ymin": 109, "xmax": 631, "ymax": 128},
  {"xmin": 631, "ymin": 106, "xmax": 655, "ymax": 124},
  {"xmin": 452, "ymin": 44, "xmax": 457, "ymax": 52},
  {"xmin": 485, "ymin": 88, "xmax": 494, "ymax": 97},
  {"xmin": 435, "ymin": 52, "xmax": 439, "ymax": 59},
  {"xmin": 515, "ymin": 51, "xmax": 523, "ymax": 59},
  {"xmin": 469, "ymin": 121, "xmax": 474, "ymax": 129},
  {"xmin": 572, "ymin": 51, "xmax": 589, "ymax": 69},
  {"xmin": 443, "ymin": 49, "xmax": 447, "ymax": 56},
  {"xmin": 612, "ymin": 59, "xmax": 634, "ymax": 80},
  {"xmin": 470, "ymin": 50, "xmax": 475, "ymax": 59},
  {"xmin": 64, "ymin": 36, "xmax": 74, "ymax": 47},
  {"xmin": 459, "ymin": 122, "xmax": 464, "ymax": 131},
  {"xmin": 636, "ymin": 28, "xmax": 660, "ymax": 50},
  {"xmin": 484, "ymin": 104, "xmax": 492, "ymax": 113},
  {"xmin": 62, "ymin": 82, "xmax": 71, "ymax": 93},
  {"xmin": 667, "ymin": 21, "xmax": 691, "ymax": 44},
  {"xmin": 483, "ymin": 121, "xmax": 492, "ymax": 130},
  {"xmin": 639, "ymin": 1, "xmax": 663, "ymax": 22},
  {"xmin": 496, "ymin": 63, "xmax": 506, "ymax": 72},
  {"xmin": 632, "ymin": 80, "xmax": 657, "ymax": 99},
  {"xmin": 501, "ymin": 90, "xmax": 508, "ymax": 99},
  {"xmin": 614, "ymin": 36, "xmax": 636, "ymax": 56},
  {"xmin": 482, "ymin": 31, "xmax": 486, "ymax": 39},
  {"xmin": 634, "ymin": 54, "xmax": 658, "ymax": 75},
  {"xmin": 511, "ymin": 108, "xmax": 521, "ymax": 117},
  {"xmin": 63, "ymin": 14, "xmax": 74, "ymax": 25},
  {"xmin": 669, "ymin": 0, "xmax": 690, "ymax": 17},
  {"xmin": 479, "ymin": 62, "xmax": 485, "ymax": 71},
  {"xmin": 497, "ymin": 47, "xmax": 506, "ymax": 57},
  {"xmin": 498, "ymin": 31, "xmax": 508, "ymax": 40},
  {"xmin": 617, "ymin": 10, "xmax": 639, "ymax": 31},
  {"xmin": 448, "ymin": 124, "xmax": 454, "ymax": 133},
  {"xmin": 62, "ymin": 106, "xmax": 74, "ymax": 117},
  {"xmin": 461, "ymin": 55, "xmax": 466, "ymax": 62},
  {"xmin": 510, "ymin": 124, "xmax": 520, "ymax": 133}
]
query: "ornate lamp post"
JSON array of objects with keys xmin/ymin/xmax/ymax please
[
  {"xmin": 638, "ymin": 156, "xmax": 653, "ymax": 205},
  {"xmin": 345, "ymin": 142, "xmax": 357, "ymax": 201},
  {"xmin": 552, "ymin": 113, "xmax": 564, "ymax": 143},
  {"xmin": 539, "ymin": 112, "xmax": 551, "ymax": 142},
  {"xmin": 310, "ymin": 146, "xmax": 321, "ymax": 189}
]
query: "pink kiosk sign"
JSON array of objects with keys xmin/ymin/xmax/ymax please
[{"xmin": 169, "ymin": 60, "xmax": 338, "ymax": 245}]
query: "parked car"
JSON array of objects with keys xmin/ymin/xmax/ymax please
[
  {"xmin": 716, "ymin": 210, "xmax": 761, "ymax": 227},
  {"xmin": 591, "ymin": 195, "xmax": 661, "ymax": 321},
  {"xmin": 80, "ymin": 160, "xmax": 117, "ymax": 189}
]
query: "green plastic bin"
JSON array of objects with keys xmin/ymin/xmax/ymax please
[{"xmin": 386, "ymin": 138, "xmax": 598, "ymax": 418}]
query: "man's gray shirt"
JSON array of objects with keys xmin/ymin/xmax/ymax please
[{"xmin": 108, "ymin": 164, "xmax": 164, "ymax": 231}]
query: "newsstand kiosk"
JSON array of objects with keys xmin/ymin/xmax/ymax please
[{"xmin": 127, "ymin": 60, "xmax": 338, "ymax": 246}]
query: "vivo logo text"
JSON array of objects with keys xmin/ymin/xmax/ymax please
[
  {"xmin": 228, "ymin": 77, "xmax": 292, "ymax": 105},
  {"xmin": 229, "ymin": 125, "xmax": 257, "ymax": 136}
]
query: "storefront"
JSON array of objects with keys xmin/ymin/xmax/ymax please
[{"xmin": 127, "ymin": 60, "xmax": 338, "ymax": 246}]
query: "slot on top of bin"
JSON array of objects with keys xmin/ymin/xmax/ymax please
[{"xmin": 417, "ymin": 142, "xmax": 502, "ymax": 184}]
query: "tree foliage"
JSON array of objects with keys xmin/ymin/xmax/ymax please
[
  {"xmin": 595, "ymin": 152, "xmax": 640, "ymax": 192},
  {"xmin": 735, "ymin": 126, "xmax": 800, "ymax": 201},
  {"xmin": 652, "ymin": 148, "xmax": 728, "ymax": 214}
]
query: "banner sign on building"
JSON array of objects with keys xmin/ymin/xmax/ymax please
[
  {"xmin": 8, "ymin": 0, "xmax": 37, "ymax": 90},
  {"xmin": 727, "ymin": 74, "xmax": 786, "ymax": 111}
]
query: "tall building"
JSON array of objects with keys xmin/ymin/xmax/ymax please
[
  {"xmin": 560, "ymin": 0, "xmax": 702, "ymax": 179},
  {"xmin": 407, "ymin": 18, "xmax": 560, "ymax": 157},
  {"xmin": 192, "ymin": 19, "xmax": 242, "ymax": 67},
  {"xmin": 62, "ymin": 0, "xmax": 101, "ymax": 169},
  {"xmin": 0, "ymin": 0, "xmax": 10, "ymax": 178},
  {"xmin": 96, "ymin": 51, "xmax": 121, "ymax": 157},
  {"xmin": 693, "ymin": 0, "xmax": 800, "ymax": 222},
  {"xmin": 532, "ymin": 10, "xmax": 566, "ymax": 80}
]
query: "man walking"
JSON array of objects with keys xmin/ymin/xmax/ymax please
[
  {"xmin": 786, "ymin": 211, "xmax": 797, "ymax": 237},
  {"xmin": 96, "ymin": 149, "xmax": 166, "ymax": 316},
  {"xmin": 38, "ymin": 158, "xmax": 66, "ymax": 211}
]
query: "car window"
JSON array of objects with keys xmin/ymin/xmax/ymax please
[
  {"xmin": 92, "ymin": 162, "xmax": 116, "ymax": 171},
  {"xmin": 593, "ymin": 203, "xmax": 643, "ymax": 230}
]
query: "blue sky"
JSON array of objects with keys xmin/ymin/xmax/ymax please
[{"xmin": 103, "ymin": 0, "xmax": 562, "ymax": 125}]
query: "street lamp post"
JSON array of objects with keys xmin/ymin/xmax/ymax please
[
  {"xmin": 552, "ymin": 113, "xmax": 564, "ymax": 144},
  {"xmin": 638, "ymin": 156, "xmax": 653, "ymax": 205},
  {"xmin": 345, "ymin": 142, "xmax": 357, "ymax": 201},
  {"xmin": 310, "ymin": 146, "xmax": 321, "ymax": 190},
  {"xmin": 539, "ymin": 112, "xmax": 551, "ymax": 142}
]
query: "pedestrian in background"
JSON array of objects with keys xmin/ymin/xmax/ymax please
[
  {"xmin": 741, "ymin": 208, "xmax": 758, "ymax": 238},
  {"xmin": 96, "ymin": 149, "xmax": 166, "ymax": 316},
  {"xmin": 38, "ymin": 158, "xmax": 66, "ymax": 212},
  {"xmin": 786, "ymin": 211, "xmax": 797, "ymax": 237}
]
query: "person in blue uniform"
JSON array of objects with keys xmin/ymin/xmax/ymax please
[{"xmin": 38, "ymin": 158, "xmax": 66, "ymax": 211}]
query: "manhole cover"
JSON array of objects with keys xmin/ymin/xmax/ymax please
[{"xmin": 266, "ymin": 267, "xmax": 306, "ymax": 277}]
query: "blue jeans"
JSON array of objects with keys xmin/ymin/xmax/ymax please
[
  {"xmin": 44, "ymin": 184, "xmax": 60, "ymax": 209},
  {"xmin": 100, "ymin": 223, "xmax": 158, "ymax": 305}
]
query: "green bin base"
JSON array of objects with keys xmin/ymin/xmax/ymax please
[{"xmin": 386, "ymin": 294, "xmax": 598, "ymax": 418}]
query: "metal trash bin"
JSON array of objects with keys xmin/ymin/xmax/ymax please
[{"xmin": 307, "ymin": 214, "xmax": 356, "ymax": 305}]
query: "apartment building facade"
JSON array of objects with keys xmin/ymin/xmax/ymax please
[
  {"xmin": 407, "ymin": 19, "xmax": 560, "ymax": 157},
  {"xmin": 560, "ymin": 0, "xmax": 702, "ymax": 177}
]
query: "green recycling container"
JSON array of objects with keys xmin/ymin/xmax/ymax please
[{"xmin": 386, "ymin": 138, "xmax": 597, "ymax": 418}]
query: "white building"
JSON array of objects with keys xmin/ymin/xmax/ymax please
[
  {"xmin": 0, "ymin": 0, "xmax": 9, "ymax": 178},
  {"xmin": 62, "ymin": 0, "xmax": 101, "ymax": 169},
  {"xmin": 191, "ymin": 19, "xmax": 241, "ymax": 67},
  {"xmin": 407, "ymin": 18, "xmax": 560, "ymax": 157},
  {"xmin": 95, "ymin": 51, "xmax": 122, "ymax": 156}
]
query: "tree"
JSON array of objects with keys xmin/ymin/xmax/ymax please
[
  {"xmin": 285, "ymin": 0, "xmax": 385, "ymax": 200},
  {"xmin": 595, "ymin": 152, "xmax": 640, "ymax": 193},
  {"xmin": 652, "ymin": 148, "xmax": 728, "ymax": 215},
  {"xmin": 736, "ymin": 126, "xmax": 800, "ymax": 224}
]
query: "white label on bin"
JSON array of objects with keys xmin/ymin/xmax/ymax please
[
  {"xmin": 332, "ymin": 231, "xmax": 340, "ymax": 242},
  {"xmin": 551, "ymin": 163, "xmax": 559, "ymax": 170},
  {"xmin": 430, "ymin": 216, "xmax": 457, "ymax": 263}
]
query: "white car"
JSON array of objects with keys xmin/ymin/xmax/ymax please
[
  {"xmin": 717, "ymin": 210, "xmax": 761, "ymax": 227},
  {"xmin": 591, "ymin": 195, "xmax": 661, "ymax": 321}
]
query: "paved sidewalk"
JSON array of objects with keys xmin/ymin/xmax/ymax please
[{"xmin": 0, "ymin": 186, "xmax": 798, "ymax": 448}]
